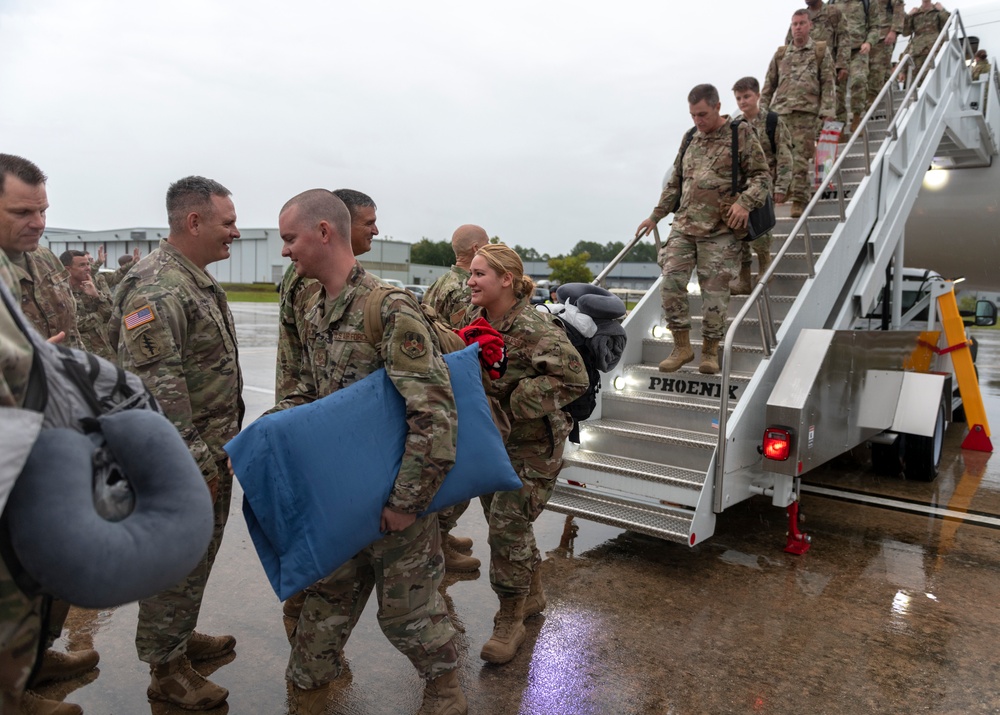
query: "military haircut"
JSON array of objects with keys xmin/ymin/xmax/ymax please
[
  {"xmin": 166, "ymin": 176, "xmax": 232, "ymax": 234},
  {"xmin": 332, "ymin": 188, "xmax": 376, "ymax": 219},
  {"xmin": 475, "ymin": 243, "xmax": 535, "ymax": 300},
  {"xmin": 0, "ymin": 153, "xmax": 47, "ymax": 195},
  {"xmin": 451, "ymin": 224, "xmax": 489, "ymax": 259},
  {"xmin": 688, "ymin": 84, "xmax": 720, "ymax": 106},
  {"xmin": 792, "ymin": 8, "xmax": 810, "ymax": 20},
  {"xmin": 282, "ymin": 189, "xmax": 351, "ymax": 244},
  {"xmin": 732, "ymin": 76, "xmax": 761, "ymax": 94},
  {"xmin": 59, "ymin": 249, "xmax": 86, "ymax": 267}
]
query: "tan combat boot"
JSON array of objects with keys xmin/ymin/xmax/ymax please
[
  {"xmin": 417, "ymin": 670, "xmax": 468, "ymax": 715},
  {"xmin": 443, "ymin": 541, "xmax": 481, "ymax": 572},
  {"xmin": 147, "ymin": 655, "xmax": 229, "ymax": 710},
  {"xmin": 444, "ymin": 532, "xmax": 473, "ymax": 552},
  {"xmin": 186, "ymin": 631, "xmax": 236, "ymax": 662},
  {"xmin": 699, "ymin": 339, "xmax": 720, "ymax": 375},
  {"xmin": 729, "ymin": 262, "xmax": 752, "ymax": 295},
  {"xmin": 33, "ymin": 648, "xmax": 99, "ymax": 686},
  {"xmin": 287, "ymin": 681, "xmax": 331, "ymax": 715},
  {"xmin": 283, "ymin": 591, "xmax": 307, "ymax": 620},
  {"xmin": 16, "ymin": 690, "xmax": 82, "ymax": 715},
  {"xmin": 522, "ymin": 568, "xmax": 547, "ymax": 618},
  {"xmin": 789, "ymin": 202, "xmax": 804, "ymax": 218},
  {"xmin": 658, "ymin": 329, "xmax": 694, "ymax": 373},
  {"xmin": 480, "ymin": 597, "xmax": 526, "ymax": 664}
]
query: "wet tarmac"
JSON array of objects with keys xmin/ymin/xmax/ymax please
[{"xmin": 35, "ymin": 308, "xmax": 1000, "ymax": 714}]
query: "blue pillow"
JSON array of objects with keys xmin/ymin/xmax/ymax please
[{"xmin": 226, "ymin": 344, "xmax": 519, "ymax": 600}]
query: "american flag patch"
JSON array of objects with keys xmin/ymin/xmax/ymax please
[{"xmin": 124, "ymin": 305, "xmax": 155, "ymax": 330}]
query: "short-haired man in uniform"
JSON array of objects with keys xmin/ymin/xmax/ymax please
[
  {"xmin": 787, "ymin": 1, "xmax": 845, "ymax": 92},
  {"xmin": 867, "ymin": 0, "xmax": 905, "ymax": 108},
  {"xmin": 91, "ymin": 244, "xmax": 141, "ymax": 297},
  {"xmin": 902, "ymin": 1, "xmax": 951, "ymax": 77},
  {"xmin": 731, "ymin": 76, "xmax": 793, "ymax": 294},
  {"xmin": 109, "ymin": 176, "xmax": 244, "ymax": 710},
  {"xmin": 830, "ymin": 0, "xmax": 885, "ymax": 130},
  {"xmin": 274, "ymin": 189, "xmax": 465, "ymax": 715},
  {"xmin": 422, "ymin": 223, "xmax": 490, "ymax": 573},
  {"xmin": 59, "ymin": 249, "xmax": 117, "ymax": 362},
  {"xmin": 635, "ymin": 84, "xmax": 771, "ymax": 375},
  {"xmin": 762, "ymin": 10, "xmax": 837, "ymax": 218},
  {"xmin": 275, "ymin": 188, "xmax": 380, "ymax": 622},
  {"xmin": 0, "ymin": 154, "xmax": 98, "ymax": 715}
]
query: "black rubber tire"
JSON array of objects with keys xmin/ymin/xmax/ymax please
[
  {"xmin": 904, "ymin": 399, "xmax": 946, "ymax": 482},
  {"xmin": 5, "ymin": 410, "xmax": 214, "ymax": 608},
  {"xmin": 872, "ymin": 437, "xmax": 905, "ymax": 477}
]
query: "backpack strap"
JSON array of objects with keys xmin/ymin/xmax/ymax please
[
  {"xmin": 731, "ymin": 119, "xmax": 743, "ymax": 196},
  {"xmin": 766, "ymin": 111, "xmax": 778, "ymax": 156},
  {"xmin": 362, "ymin": 284, "xmax": 398, "ymax": 349},
  {"xmin": 676, "ymin": 126, "xmax": 698, "ymax": 187}
]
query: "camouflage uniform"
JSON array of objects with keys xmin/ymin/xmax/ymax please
[
  {"xmin": 462, "ymin": 298, "xmax": 589, "ymax": 597},
  {"xmin": 829, "ymin": 0, "xmax": 885, "ymax": 122},
  {"xmin": 90, "ymin": 259, "xmax": 131, "ymax": 298},
  {"xmin": 648, "ymin": 117, "xmax": 770, "ymax": 339},
  {"xmin": 903, "ymin": 5, "xmax": 950, "ymax": 76},
  {"xmin": 421, "ymin": 265, "xmax": 473, "ymax": 535},
  {"xmin": 422, "ymin": 265, "xmax": 472, "ymax": 330},
  {"xmin": 868, "ymin": 0, "xmax": 906, "ymax": 106},
  {"xmin": 4, "ymin": 246, "xmax": 82, "ymax": 348},
  {"xmin": 273, "ymin": 262, "xmax": 460, "ymax": 689},
  {"xmin": 275, "ymin": 264, "xmax": 321, "ymax": 403},
  {"xmin": 762, "ymin": 39, "xmax": 837, "ymax": 206},
  {"xmin": 735, "ymin": 110, "xmax": 793, "ymax": 275},
  {"xmin": 109, "ymin": 239, "xmax": 244, "ymax": 666},
  {"xmin": 0, "ymin": 267, "xmax": 40, "ymax": 713},
  {"xmin": 972, "ymin": 58, "xmax": 991, "ymax": 81},
  {"xmin": 71, "ymin": 286, "xmax": 117, "ymax": 362}
]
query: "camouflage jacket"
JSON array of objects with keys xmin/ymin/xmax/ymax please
[
  {"xmin": 0, "ymin": 291, "xmax": 32, "ymax": 409},
  {"xmin": 972, "ymin": 58, "xmax": 991, "ymax": 81},
  {"xmin": 903, "ymin": 6, "xmax": 950, "ymax": 57},
  {"xmin": 761, "ymin": 38, "xmax": 837, "ymax": 118},
  {"xmin": 71, "ymin": 285, "xmax": 117, "ymax": 363},
  {"xmin": 651, "ymin": 116, "xmax": 771, "ymax": 237},
  {"xmin": 875, "ymin": 0, "xmax": 906, "ymax": 35},
  {"xmin": 90, "ymin": 261, "xmax": 131, "ymax": 298},
  {"xmin": 272, "ymin": 262, "xmax": 457, "ymax": 514},
  {"xmin": 4, "ymin": 246, "xmax": 82, "ymax": 348},
  {"xmin": 0, "ymin": 250, "xmax": 19, "ymax": 302},
  {"xmin": 422, "ymin": 265, "xmax": 472, "ymax": 329},
  {"xmin": 831, "ymin": 0, "xmax": 883, "ymax": 55},
  {"xmin": 463, "ymin": 298, "xmax": 589, "ymax": 460},
  {"xmin": 787, "ymin": 4, "xmax": 845, "ymax": 56},
  {"xmin": 275, "ymin": 264, "xmax": 321, "ymax": 402},
  {"xmin": 109, "ymin": 240, "xmax": 244, "ymax": 484},
  {"xmin": 735, "ymin": 111, "xmax": 794, "ymax": 197}
]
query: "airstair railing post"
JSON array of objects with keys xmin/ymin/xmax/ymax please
[
  {"xmin": 836, "ymin": 168, "xmax": 847, "ymax": 220},
  {"xmin": 863, "ymin": 126, "xmax": 871, "ymax": 175},
  {"xmin": 802, "ymin": 222, "xmax": 816, "ymax": 278}
]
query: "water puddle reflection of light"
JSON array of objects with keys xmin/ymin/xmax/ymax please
[
  {"xmin": 888, "ymin": 590, "xmax": 914, "ymax": 636},
  {"xmin": 520, "ymin": 608, "xmax": 603, "ymax": 715}
]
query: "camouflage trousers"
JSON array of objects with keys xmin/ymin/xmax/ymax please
[
  {"xmin": 480, "ymin": 451, "xmax": 562, "ymax": 598},
  {"xmin": 867, "ymin": 37, "xmax": 896, "ymax": 106},
  {"xmin": 836, "ymin": 48, "xmax": 871, "ymax": 122},
  {"xmin": 286, "ymin": 513, "xmax": 457, "ymax": 689},
  {"xmin": 783, "ymin": 111, "xmax": 821, "ymax": 205},
  {"xmin": 659, "ymin": 231, "xmax": 741, "ymax": 341},
  {"xmin": 135, "ymin": 462, "xmax": 232, "ymax": 665},
  {"xmin": 437, "ymin": 500, "xmax": 469, "ymax": 534},
  {"xmin": 0, "ymin": 555, "xmax": 40, "ymax": 712},
  {"xmin": 738, "ymin": 232, "xmax": 772, "ymax": 272}
]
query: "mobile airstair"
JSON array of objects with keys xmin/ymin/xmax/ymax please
[{"xmin": 546, "ymin": 11, "xmax": 999, "ymax": 546}]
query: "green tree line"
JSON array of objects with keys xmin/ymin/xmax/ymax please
[{"xmin": 410, "ymin": 238, "xmax": 657, "ymax": 267}]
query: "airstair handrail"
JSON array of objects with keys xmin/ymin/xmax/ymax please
[{"xmin": 713, "ymin": 11, "xmax": 971, "ymax": 512}]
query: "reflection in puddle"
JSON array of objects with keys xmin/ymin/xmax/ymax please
[{"xmin": 521, "ymin": 608, "xmax": 601, "ymax": 715}]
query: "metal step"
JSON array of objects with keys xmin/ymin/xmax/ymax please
[
  {"xmin": 684, "ymin": 314, "xmax": 783, "ymax": 343},
  {"xmin": 625, "ymin": 363, "xmax": 753, "ymax": 402},
  {"xmin": 545, "ymin": 484, "xmax": 696, "ymax": 545},
  {"xmin": 579, "ymin": 418, "xmax": 716, "ymax": 470},
  {"xmin": 564, "ymin": 449, "xmax": 707, "ymax": 492},
  {"xmin": 603, "ymin": 388, "xmax": 729, "ymax": 432},
  {"xmin": 641, "ymin": 337, "xmax": 765, "ymax": 374},
  {"xmin": 688, "ymin": 293, "xmax": 798, "ymax": 320}
]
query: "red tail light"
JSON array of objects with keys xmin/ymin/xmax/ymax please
[{"xmin": 763, "ymin": 428, "xmax": 792, "ymax": 461}]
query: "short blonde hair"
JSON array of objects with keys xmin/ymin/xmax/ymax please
[{"xmin": 475, "ymin": 244, "xmax": 535, "ymax": 300}]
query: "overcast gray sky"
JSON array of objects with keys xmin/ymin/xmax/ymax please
[{"xmin": 2, "ymin": 0, "xmax": 998, "ymax": 256}]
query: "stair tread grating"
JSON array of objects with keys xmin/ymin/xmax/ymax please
[
  {"xmin": 628, "ymin": 363, "xmax": 755, "ymax": 381},
  {"xmin": 564, "ymin": 449, "xmax": 707, "ymax": 488},
  {"xmin": 583, "ymin": 418, "xmax": 717, "ymax": 447},
  {"xmin": 547, "ymin": 487, "xmax": 694, "ymax": 543},
  {"xmin": 604, "ymin": 389, "xmax": 730, "ymax": 413}
]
